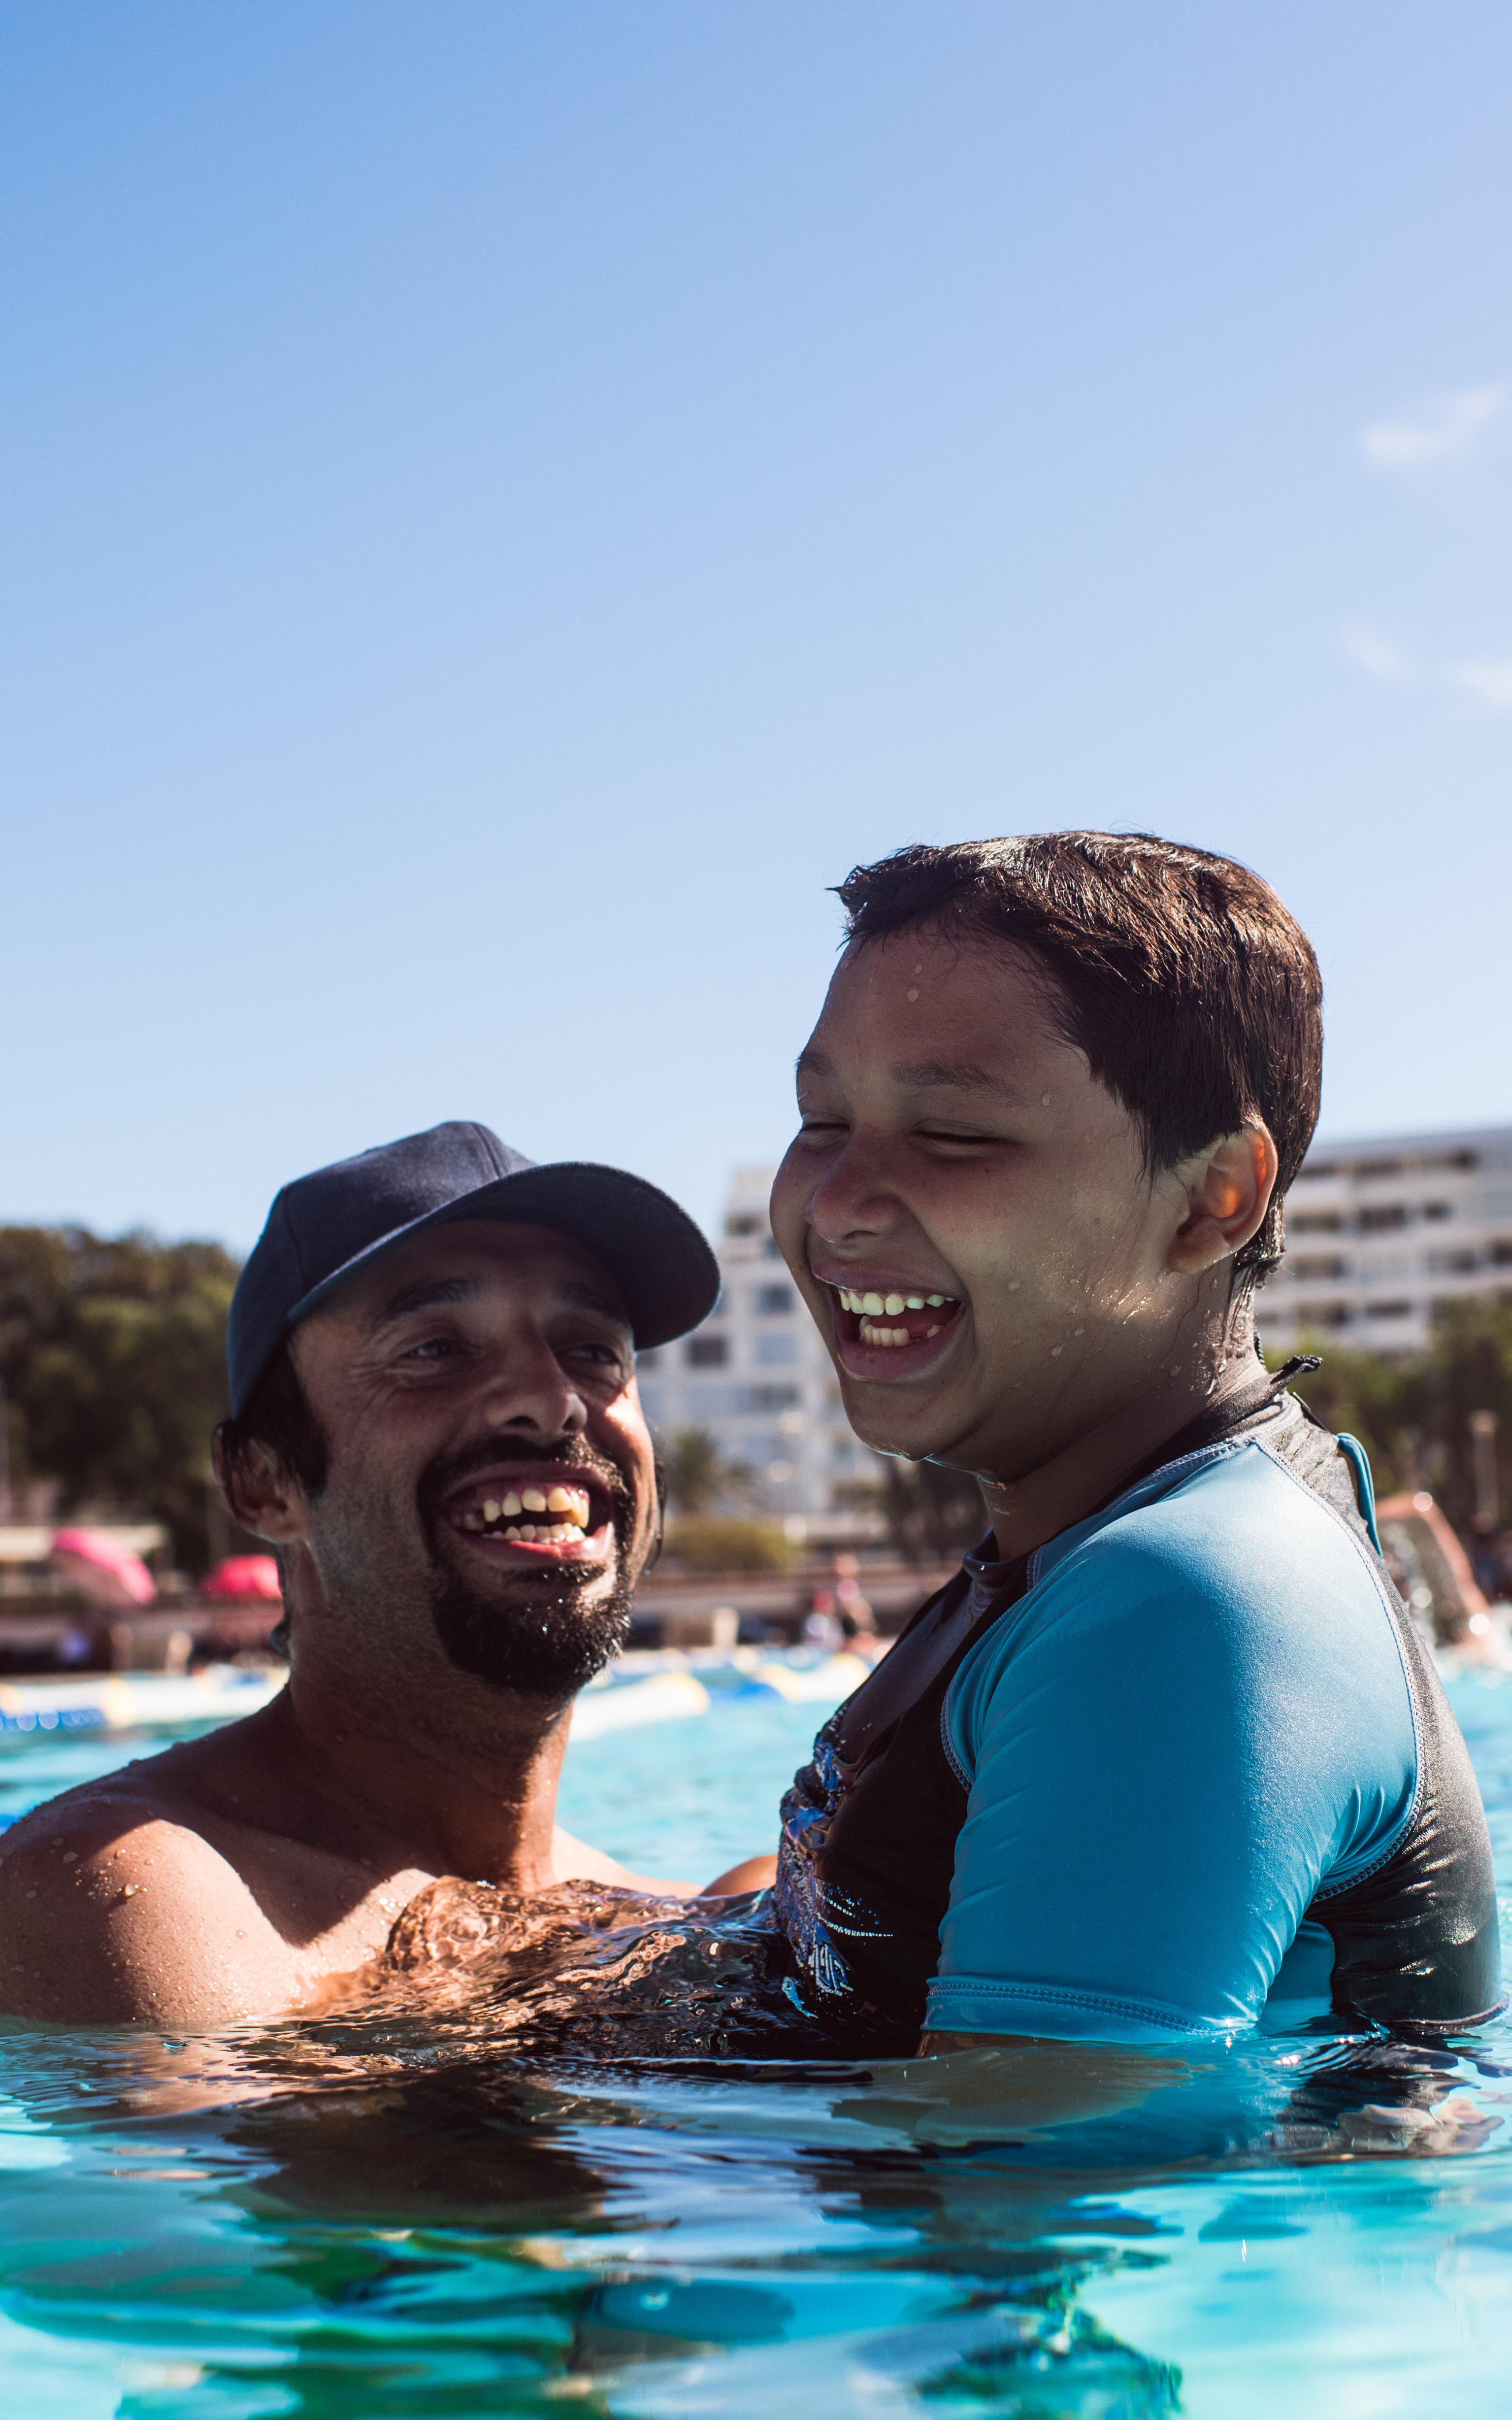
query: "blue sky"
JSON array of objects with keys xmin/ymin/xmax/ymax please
[{"xmin": 3, "ymin": 2, "xmax": 1510, "ymax": 1251}]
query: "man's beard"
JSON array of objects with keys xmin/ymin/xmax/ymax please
[{"xmin": 416, "ymin": 1437, "xmax": 639, "ymax": 1696}]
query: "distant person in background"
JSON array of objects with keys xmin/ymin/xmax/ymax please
[
  {"xmin": 0, "ymin": 1123, "xmax": 720, "ymax": 2028},
  {"xmin": 736, "ymin": 834, "xmax": 1501, "ymax": 2051},
  {"xmin": 830, "ymin": 1552, "xmax": 877, "ymax": 1645},
  {"xmin": 801, "ymin": 1555, "xmax": 878, "ymax": 1653}
]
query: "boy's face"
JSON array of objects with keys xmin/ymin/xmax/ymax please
[{"xmin": 769, "ymin": 929, "xmax": 1227, "ymax": 1483}]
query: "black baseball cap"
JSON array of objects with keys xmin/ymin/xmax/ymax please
[{"xmin": 227, "ymin": 1120, "xmax": 721, "ymax": 1415}]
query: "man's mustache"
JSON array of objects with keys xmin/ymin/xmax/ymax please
[{"xmin": 416, "ymin": 1434, "xmax": 637, "ymax": 1539}]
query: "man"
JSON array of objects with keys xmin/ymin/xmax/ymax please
[
  {"xmin": 0, "ymin": 1121, "xmax": 719, "ymax": 2027},
  {"xmin": 752, "ymin": 833, "xmax": 1500, "ymax": 2052}
]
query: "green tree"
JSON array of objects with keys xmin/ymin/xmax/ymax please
[
  {"xmin": 0, "ymin": 1225, "xmax": 240, "ymax": 1571},
  {"xmin": 1275, "ymin": 1297, "xmax": 1512, "ymax": 1532},
  {"xmin": 882, "ymin": 1457, "xmax": 986, "ymax": 1564},
  {"xmin": 661, "ymin": 1425, "xmax": 752, "ymax": 1514}
]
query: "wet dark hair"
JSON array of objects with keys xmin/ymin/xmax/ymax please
[
  {"xmin": 835, "ymin": 831, "xmax": 1322, "ymax": 1289},
  {"xmin": 216, "ymin": 1331, "xmax": 329, "ymax": 1500}
]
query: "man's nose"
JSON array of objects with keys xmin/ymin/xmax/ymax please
[{"xmin": 471, "ymin": 1328, "xmax": 587, "ymax": 1438}]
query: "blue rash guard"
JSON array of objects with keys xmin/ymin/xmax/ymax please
[
  {"xmin": 931, "ymin": 1442, "xmax": 1416, "ymax": 2039},
  {"xmin": 773, "ymin": 1382, "xmax": 1501, "ymax": 2049}
]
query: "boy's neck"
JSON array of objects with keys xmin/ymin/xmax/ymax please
[{"xmin": 981, "ymin": 1337, "xmax": 1266, "ymax": 1564}]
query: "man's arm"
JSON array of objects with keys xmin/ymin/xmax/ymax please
[{"xmin": 0, "ymin": 1793, "xmax": 313, "ymax": 2028}]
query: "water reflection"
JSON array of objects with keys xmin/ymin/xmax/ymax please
[
  {"xmin": 4, "ymin": 1667, "xmax": 1512, "ymax": 2413},
  {"xmin": 2, "ymin": 2005, "xmax": 1507, "ymax": 2418}
]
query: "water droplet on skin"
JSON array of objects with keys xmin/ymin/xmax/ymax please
[
  {"xmin": 1041, "ymin": 1092, "xmax": 1052, "ymax": 1107},
  {"xmin": 1051, "ymin": 1346, "xmax": 1063, "ymax": 1358},
  {"xmin": 1073, "ymin": 1326, "xmax": 1084, "ymax": 1336},
  {"xmin": 906, "ymin": 987, "xmax": 920, "ymax": 1002},
  {"xmin": 1008, "ymin": 1280, "xmax": 1021, "ymax": 1292}
]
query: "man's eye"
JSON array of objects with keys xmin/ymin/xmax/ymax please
[
  {"xmin": 566, "ymin": 1342, "xmax": 624, "ymax": 1369},
  {"xmin": 799, "ymin": 1115, "xmax": 849, "ymax": 1137},
  {"xmin": 401, "ymin": 1337, "xmax": 459, "ymax": 1362}
]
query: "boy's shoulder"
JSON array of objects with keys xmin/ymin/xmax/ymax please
[{"xmin": 1037, "ymin": 1430, "xmax": 1377, "ymax": 1606}]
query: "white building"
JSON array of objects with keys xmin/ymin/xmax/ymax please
[
  {"xmin": 1259, "ymin": 1124, "xmax": 1512, "ymax": 1358},
  {"xmin": 635, "ymin": 1165, "xmax": 887, "ymax": 1535}
]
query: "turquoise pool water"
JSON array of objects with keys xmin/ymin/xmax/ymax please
[{"xmin": 5, "ymin": 1664, "xmax": 1512, "ymax": 2417}]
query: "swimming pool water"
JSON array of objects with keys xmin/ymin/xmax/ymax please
[{"xmin": 5, "ymin": 1665, "xmax": 1512, "ymax": 2417}]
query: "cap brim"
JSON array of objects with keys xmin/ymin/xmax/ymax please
[{"xmin": 286, "ymin": 1159, "xmax": 721, "ymax": 1350}]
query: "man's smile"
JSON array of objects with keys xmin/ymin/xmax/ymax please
[{"xmin": 440, "ymin": 1460, "xmax": 618, "ymax": 1565}]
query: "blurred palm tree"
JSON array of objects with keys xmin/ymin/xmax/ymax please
[{"xmin": 661, "ymin": 1425, "xmax": 753, "ymax": 1514}]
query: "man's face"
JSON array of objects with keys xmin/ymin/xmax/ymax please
[
  {"xmin": 280, "ymin": 1221, "xmax": 657, "ymax": 1699},
  {"xmin": 770, "ymin": 931, "xmax": 1206, "ymax": 1484}
]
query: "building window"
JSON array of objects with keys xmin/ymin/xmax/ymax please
[
  {"xmin": 1363, "ymin": 1300, "xmax": 1414, "ymax": 1320},
  {"xmin": 1286, "ymin": 1254, "xmax": 1347, "ymax": 1281},
  {"xmin": 637, "ymin": 1348, "xmax": 661, "ymax": 1370},
  {"xmin": 1289, "ymin": 1211, "xmax": 1344, "ymax": 1235},
  {"xmin": 686, "ymin": 1335, "xmax": 728, "ymax": 1368},
  {"xmin": 1293, "ymin": 1300, "xmax": 1351, "ymax": 1328},
  {"xmin": 1423, "ymin": 1202, "xmax": 1453, "ymax": 1221},
  {"xmin": 755, "ymin": 1283, "xmax": 795, "ymax": 1315},
  {"xmin": 755, "ymin": 1331, "xmax": 799, "ymax": 1367},
  {"xmin": 751, "ymin": 1383, "xmax": 801, "ymax": 1412},
  {"xmin": 1358, "ymin": 1204, "xmax": 1407, "ymax": 1233},
  {"xmin": 725, "ymin": 1212, "xmax": 764, "ymax": 1238}
]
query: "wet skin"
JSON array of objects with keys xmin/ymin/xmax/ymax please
[
  {"xmin": 0, "ymin": 1221, "xmax": 684, "ymax": 2030},
  {"xmin": 765, "ymin": 928, "xmax": 1280, "ymax": 2050}
]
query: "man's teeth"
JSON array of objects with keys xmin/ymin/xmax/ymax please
[
  {"xmin": 835, "ymin": 1287, "xmax": 956, "ymax": 1315},
  {"xmin": 858, "ymin": 1318, "xmax": 945, "ymax": 1347},
  {"xmin": 456, "ymin": 1482, "xmax": 592, "ymax": 1541}
]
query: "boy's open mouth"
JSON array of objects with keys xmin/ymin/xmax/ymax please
[
  {"xmin": 441, "ymin": 1465, "xmax": 616, "ymax": 1560},
  {"xmin": 823, "ymin": 1281, "xmax": 965, "ymax": 1359}
]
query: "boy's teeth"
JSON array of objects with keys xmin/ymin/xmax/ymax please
[
  {"xmin": 502, "ymin": 1490, "xmax": 523, "ymax": 1516},
  {"xmin": 833, "ymin": 1283, "xmax": 958, "ymax": 1314},
  {"xmin": 522, "ymin": 1488, "xmax": 547, "ymax": 1513}
]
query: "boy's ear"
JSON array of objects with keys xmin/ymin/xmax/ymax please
[
  {"xmin": 1166, "ymin": 1123, "xmax": 1279, "ymax": 1276},
  {"xmin": 211, "ymin": 1425, "xmax": 310, "ymax": 1546}
]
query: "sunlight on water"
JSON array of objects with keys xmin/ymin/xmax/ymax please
[{"xmin": 3, "ymin": 1664, "xmax": 1512, "ymax": 2417}]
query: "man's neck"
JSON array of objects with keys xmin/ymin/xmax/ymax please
[
  {"xmin": 980, "ymin": 1342, "xmax": 1267, "ymax": 1564},
  {"xmin": 260, "ymin": 1660, "xmax": 575, "ymax": 1891}
]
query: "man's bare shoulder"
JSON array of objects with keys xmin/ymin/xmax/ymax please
[
  {"xmin": 0, "ymin": 1736, "xmax": 293, "ymax": 2028},
  {"xmin": 0, "ymin": 1721, "xmax": 321, "ymax": 2028}
]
